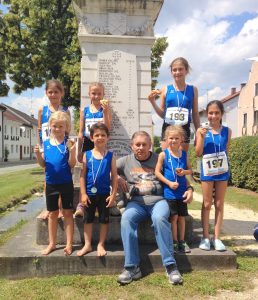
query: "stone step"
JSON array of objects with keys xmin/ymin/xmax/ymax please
[
  {"xmin": 0, "ymin": 219, "xmax": 237, "ymax": 279},
  {"xmin": 36, "ymin": 214, "xmax": 194, "ymax": 245}
]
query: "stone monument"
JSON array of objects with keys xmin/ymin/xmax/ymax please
[{"xmin": 73, "ymin": 0, "xmax": 164, "ymax": 157}]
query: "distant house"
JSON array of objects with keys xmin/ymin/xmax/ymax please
[
  {"xmin": 0, "ymin": 104, "xmax": 7, "ymax": 160},
  {"xmin": 199, "ymin": 86, "xmax": 242, "ymax": 138},
  {"xmin": 0, "ymin": 103, "xmax": 38, "ymax": 162},
  {"xmin": 220, "ymin": 87, "xmax": 241, "ymax": 138},
  {"xmin": 238, "ymin": 60, "xmax": 258, "ymax": 137}
]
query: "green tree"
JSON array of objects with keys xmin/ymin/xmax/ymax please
[
  {"xmin": 151, "ymin": 37, "xmax": 168, "ymax": 89},
  {"xmin": 0, "ymin": 5, "xmax": 9, "ymax": 96},
  {"xmin": 0, "ymin": 0, "xmax": 81, "ymax": 107},
  {"xmin": 1, "ymin": 1, "xmax": 168, "ymax": 109}
]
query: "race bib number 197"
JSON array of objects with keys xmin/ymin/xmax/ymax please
[{"xmin": 202, "ymin": 151, "xmax": 228, "ymax": 176}]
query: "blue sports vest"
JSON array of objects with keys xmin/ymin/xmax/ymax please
[
  {"xmin": 40, "ymin": 105, "xmax": 69, "ymax": 142},
  {"xmin": 200, "ymin": 126, "xmax": 230, "ymax": 181},
  {"xmin": 85, "ymin": 150, "xmax": 113, "ymax": 196},
  {"xmin": 43, "ymin": 138, "xmax": 72, "ymax": 184},
  {"xmin": 163, "ymin": 149, "xmax": 188, "ymax": 200},
  {"xmin": 83, "ymin": 106, "xmax": 104, "ymax": 137},
  {"xmin": 165, "ymin": 84, "xmax": 194, "ymax": 124}
]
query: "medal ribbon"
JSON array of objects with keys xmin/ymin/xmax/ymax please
[
  {"xmin": 91, "ymin": 151, "xmax": 105, "ymax": 188},
  {"xmin": 168, "ymin": 149, "xmax": 180, "ymax": 182}
]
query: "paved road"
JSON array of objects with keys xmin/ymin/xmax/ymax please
[{"xmin": 0, "ymin": 163, "xmax": 38, "ymax": 175}]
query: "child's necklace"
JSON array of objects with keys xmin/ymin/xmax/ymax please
[{"xmin": 54, "ymin": 138, "xmax": 67, "ymax": 155}]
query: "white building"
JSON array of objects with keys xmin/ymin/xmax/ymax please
[
  {"xmin": 0, "ymin": 104, "xmax": 7, "ymax": 160},
  {"xmin": 199, "ymin": 86, "xmax": 243, "ymax": 138},
  {"xmin": 0, "ymin": 103, "xmax": 38, "ymax": 162}
]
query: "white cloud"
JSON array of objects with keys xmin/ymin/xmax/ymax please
[
  {"xmin": 6, "ymin": 95, "xmax": 48, "ymax": 119},
  {"xmin": 152, "ymin": 0, "xmax": 258, "ymax": 136}
]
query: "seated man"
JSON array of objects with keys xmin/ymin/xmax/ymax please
[{"xmin": 116, "ymin": 131, "xmax": 193, "ymax": 285}]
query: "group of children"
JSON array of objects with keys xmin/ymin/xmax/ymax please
[{"xmin": 35, "ymin": 56, "xmax": 231, "ymax": 257}]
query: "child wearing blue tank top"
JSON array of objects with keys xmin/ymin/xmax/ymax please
[
  {"xmin": 38, "ymin": 80, "xmax": 70, "ymax": 145},
  {"xmin": 148, "ymin": 57, "xmax": 200, "ymax": 151},
  {"xmin": 37, "ymin": 80, "xmax": 71, "ymax": 220},
  {"xmin": 155, "ymin": 125, "xmax": 193, "ymax": 253},
  {"xmin": 195, "ymin": 100, "xmax": 232, "ymax": 252},
  {"xmin": 34, "ymin": 111, "xmax": 76, "ymax": 256},
  {"xmin": 77, "ymin": 82, "xmax": 112, "ymax": 163},
  {"xmin": 77, "ymin": 123, "xmax": 118, "ymax": 257}
]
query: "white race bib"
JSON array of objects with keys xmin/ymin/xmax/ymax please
[
  {"xmin": 165, "ymin": 107, "xmax": 189, "ymax": 125},
  {"xmin": 202, "ymin": 151, "xmax": 228, "ymax": 177},
  {"xmin": 42, "ymin": 122, "xmax": 50, "ymax": 142},
  {"xmin": 85, "ymin": 118, "xmax": 103, "ymax": 136}
]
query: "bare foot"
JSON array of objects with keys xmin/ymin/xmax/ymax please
[
  {"xmin": 64, "ymin": 244, "xmax": 73, "ymax": 256},
  {"xmin": 97, "ymin": 244, "xmax": 107, "ymax": 257},
  {"xmin": 77, "ymin": 244, "xmax": 92, "ymax": 257},
  {"xmin": 42, "ymin": 245, "xmax": 56, "ymax": 255},
  {"xmin": 41, "ymin": 210, "xmax": 50, "ymax": 220},
  {"xmin": 58, "ymin": 209, "xmax": 63, "ymax": 219}
]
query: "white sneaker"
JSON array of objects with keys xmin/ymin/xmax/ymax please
[
  {"xmin": 199, "ymin": 238, "xmax": 211, "ymax": 251},
  {"xmin": 213, "ymin": 239, "xmax": 226, "ymax": 251}
]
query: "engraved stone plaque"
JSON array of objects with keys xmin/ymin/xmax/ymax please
[{"xmin": 97, "ymin": 50, "xmax": 139, "ymax": 157}]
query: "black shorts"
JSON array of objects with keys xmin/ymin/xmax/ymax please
[
  {"xmin": 81, "ymin": 136, "xmax": 94, "ymax": 152},
  {"xmin": 161, "ymin": 122, "xmax": 191, "ymax": 143},
  {"xmin": 83, "ymin": 194, "xmax": 110, "ymax": 224},
  {"xmin": 45, "ymin": 182, "xmax": 74, "ymax": 211},
  {"xmin": 167, "ymin": 200, "xmax": 188, "ymax": 217}
]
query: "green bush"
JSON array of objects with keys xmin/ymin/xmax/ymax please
[
  {"xmin": 188, "ymin": 137, "xmax": 258, "ymax": 192},
  {"xmin": 228, "ymin": 136, "xmax": 258, "ymax": 192}
]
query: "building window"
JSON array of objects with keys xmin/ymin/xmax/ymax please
[
  {"xmin": 16, "ymin": 145, "xmax": 18, "ymax": 153},
  {"xmin": 24, "ymin": 147, "xmax": 26, "ymax": 154},
  {"xmin": 4, "ymin": 125, "xmax": 7, "ymax": 134},
  {"xmin": 254, "ymin": 110, "xmax": 258, "ymax": 125},
  {"xmin": 20, "ymin": 128, "xmax": 23, "ymax": 137},
  {"xmin": 255, "ymin": 83, "xmax": 258, "ymax": 96},
  {"xmin": 27, "ymin": 146, "xmax": 29, "ymax": 154},
  {"xmin": 243, "ymin": 113, "xmax": 247, "ymax": 127}
]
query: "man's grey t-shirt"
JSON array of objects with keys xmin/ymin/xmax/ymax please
[{"xmin": 116, "ymin": 152, "xmax": 163, "ymax": 205}]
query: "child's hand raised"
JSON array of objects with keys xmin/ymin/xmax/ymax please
[
  {"xmin": 148, "ymin": 89, "xmax": 161, "ymax": 103},
  {"xmin": 197, "ymin": 127, "xmax": 208, "ymax": 138},
  {"xmin": 176, "ymin": 168, "xmax": 185, "ymax": 176},
  {"xmin": 168, "ymin": 181, "xmax": 179, "ymax": 190},
  {"xmin": 81, "ymin": 193, "xmax": 91, "ymax": 207},
  {"xmin": 100, "ymin": 99, "xmax": 109, "ymax": 111}
]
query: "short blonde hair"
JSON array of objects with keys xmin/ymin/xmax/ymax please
[
  {"xmin": 49, "ymin": 111, "xmax": 71, "ymax": 136},
  {"xmin": 89, "ymin": 82, "xmax": 105, "ymax": 92},
  {"xmin": 164, "ymin": 125, "xmax": 186, "ymax": 141}
]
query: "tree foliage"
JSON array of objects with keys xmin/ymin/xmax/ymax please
[
  {"xmin": 0, "ymin": 1, "xmax": 168, "ymax": 108},
  {"xmin": 151, "ymin": 37, "xmax": 168, "ymax": 89},
  {"xmin": 0, "ymin": 0, "xmax": 81, "ymax": 107}
]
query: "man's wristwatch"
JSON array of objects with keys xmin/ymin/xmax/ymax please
[{"xmin": 186, "ymin": 186, "xmax": 194, "ymax": 192}]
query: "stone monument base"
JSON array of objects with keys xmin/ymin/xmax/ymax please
[{"xmin": 36, "ymin": 214, "xmax": 194, "ymax": 245}]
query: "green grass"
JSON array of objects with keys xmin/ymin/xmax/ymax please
[
  {"xmin": 0, "ymin": 256, "xmax": 257, "ymax": 300},
  {"xmin": 192, "ymin": 182, "xmax": 258, "ymax": 212},
  {"xmin": 0, "ymin": 219, "xmax": 27, "ymax": 246},
  {"xmin": 0, "ymin": 168, "xmax": 44, "ymax": 210}
]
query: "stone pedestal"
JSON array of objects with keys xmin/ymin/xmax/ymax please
[
  {"xmin": 36, "ymin": 214, "xmax": 194, "ymax": 245},
  {"xmin": 73, "ymin": 0, "xmax": 164, "ymax": 156}
]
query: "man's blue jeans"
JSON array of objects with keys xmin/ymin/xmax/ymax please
[{"xmin": 121, "ymin": 200, "xmax": 176, "ymax": 268}]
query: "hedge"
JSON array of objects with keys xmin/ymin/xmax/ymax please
[
  {"xmin": 228, "ymin": 136, "xmax": 258, "ymax": 191},
  {"xmin": 188, "ymin": 136, "xmax": 258, "ymax": 191}
]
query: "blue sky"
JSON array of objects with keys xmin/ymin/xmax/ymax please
[{"xmin": 1, "ymin": 0, "xmax": 258, "ymax": 132}]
